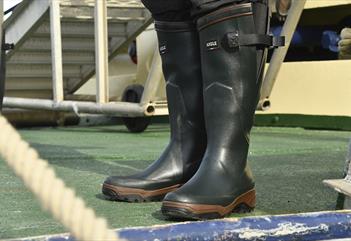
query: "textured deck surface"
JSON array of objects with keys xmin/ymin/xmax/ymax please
[{"xmin": 0, "ymin": 124, "xmax": 350, "ymax": 239}]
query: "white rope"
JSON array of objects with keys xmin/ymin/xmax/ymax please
[{"xmin": 0, "ymin": 115, "xmax": 124, "ymax": 241}]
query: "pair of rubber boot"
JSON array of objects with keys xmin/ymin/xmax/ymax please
[{"xmin": 103, "ymin": 1, "xmax": 282, "ymax": 220}]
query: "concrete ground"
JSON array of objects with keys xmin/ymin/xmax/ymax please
[{"xmin": 0, "ymin": 124, "xmax": 350, "ymax": 239}]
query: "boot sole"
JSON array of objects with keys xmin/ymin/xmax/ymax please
[
  {"xmin": 161, "ymin": 189, "xmax": 255, "ymax": 220},
  {"xmin": 102, "ymin": 183, "xmax": 181, "ymax": 202}
]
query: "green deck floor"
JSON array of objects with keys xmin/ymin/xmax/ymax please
[{"xmin": 0, "ymin": 124, "xmax": 350, "ymax": 239}]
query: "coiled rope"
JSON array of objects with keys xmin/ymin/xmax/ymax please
[{"xmin": 0, "ymin": 115, "xmax": 123, "ymax": 241}]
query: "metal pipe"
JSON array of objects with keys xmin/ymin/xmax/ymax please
[
  {"xmin": 94, "ymin": 0, "xmax": 109, "ymax": 104},
  {"xmin": 257, "ymin": 98, "xmax": 271, "ymax": 111},
  {"xmin": 260, "ymin": 0, "xmax": 307, "ymax": 106},
  {"xmin": 3, "ymin": 97, "xmax": 154, "ymax": 117},
  {"xmin": 50, "ymin": 0, "xmax": 64, "ymax": 102},
  {"xmin": 140, "ymin": 48, "xmax": 163, "ymax": 105}
]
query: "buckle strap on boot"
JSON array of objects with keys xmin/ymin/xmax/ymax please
[{"xmin": 226, "ymin": 31, "xmax": 285, "ymax": 49}]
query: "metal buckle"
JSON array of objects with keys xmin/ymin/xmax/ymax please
[{"xmin": 227, "ymin": 31, "xmax": 240, "ymax": 49}]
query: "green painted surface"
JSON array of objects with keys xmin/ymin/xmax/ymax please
[
  {"xmin": 153, "ymin": 114, "xmax": 351, "ymax": 131},
  {"xmin": 0, "ymin": 124, "xmax": 350, "ymax": 239},
  {"xmin": 255, "ymin": 114, "xmax": 351, "ymax": 131}
]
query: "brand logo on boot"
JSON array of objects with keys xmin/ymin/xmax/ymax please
[
  {"xmin": 206, "ymin": 40, "xmax": 219, "ymax": 51},
  {"xmin": 159, "ymin": 45, "xmax": 167, "ymax": 55}
]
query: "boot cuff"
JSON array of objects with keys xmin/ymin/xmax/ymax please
[
  {"xmin": 155, "ymin": 21, "xmax": 197, "ymax": 33},
  {"xmin": 197, "ymin": 3, "xmax": 253, "ymax": 31}
]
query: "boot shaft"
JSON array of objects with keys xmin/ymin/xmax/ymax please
[
  {"xmin": 155, "ymin": 22, "xmax": 206, "ymax": 143},
  {"xmin": 102, "ymin": 23, "xmax": 209, "ymax": 201},
  {"xmin": 197, "ymin": 2, "xmax": 270, "ymax": 153},
  {"xmin": 154, "ymin": 22, "xmax": 207, "ymax": 180}
]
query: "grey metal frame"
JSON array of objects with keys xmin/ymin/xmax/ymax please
[
  {"xmin": 2, "ymin": 0, "xmax": 306, "ymax": 116},
  {"xmin": 2, "ymin": 0, "xmax": 155, "ymax": 117},
  {"xmin": 259, "ymin": 0, "xmax": 307, "ymax": 110},
  {"xmin": 140, "ymin": 48, "xmax": 163, "ymax": 106},
  {"xmin": 94, "ymin": 0, "xmax": 109, "ymax": 104},
  {"xmin": 50, "ymin": 0, "xmax": 64, "ymax": 103},
  {"xmin": 4, "ymin": 96, "xmax": 151, "ymax": 117}
]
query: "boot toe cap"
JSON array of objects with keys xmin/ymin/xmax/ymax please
[
  {"xmin": 163, "ymin": 190, "xmax": 194, "ymax": 204},
  {"xmin": 104, "ymin": 175, "xmax": 178, "ymax": 190},
  {"xmin": 104, "ymin": 175, "xmax": 148, "ymax": 188}
]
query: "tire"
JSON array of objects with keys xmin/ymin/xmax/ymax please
[
  {"xmin": 122, "ymin": 84, "xmax": 151, "ymax": 133},
  {"xmin": 128, "ymin": 40, "xmax": 137, "ymax": 64}
]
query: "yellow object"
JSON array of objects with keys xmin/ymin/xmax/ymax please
[
  {"xmin": 304, "ymin": 0, "xmax": 351, "ymax": 9},
  {"xmin": 263, "ymin": 60, "xmax": 351, "ymax": 117}
]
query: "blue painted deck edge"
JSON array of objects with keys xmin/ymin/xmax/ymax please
[{"xmin": 17, "ymin": 211, "xmax": 351, "ymax": 241}]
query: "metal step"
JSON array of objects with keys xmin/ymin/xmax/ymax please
[{"xmin": 4, "ymin": 0, "xmax": 151, "ymax": 98}]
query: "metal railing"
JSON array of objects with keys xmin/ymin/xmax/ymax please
[
  {"xmin": 2, "ymin": 0, "xmax": 156, "ymax": 118},
  {"xmin": 259, "ymin": 0, "xmax": 307, "ymax": 110},
  {"xmin": 1, "ymin": 0, "xmax": 307, "ymax": 118}
]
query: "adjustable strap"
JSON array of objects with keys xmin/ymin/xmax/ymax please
[{"xmin": 227, "ymin": 31, "xmax": 285, "ymax": 49}]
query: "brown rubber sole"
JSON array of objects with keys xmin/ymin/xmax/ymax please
[
  {"xmin": 161, "ymin": 189, "xmax": 256, "ymax": 220},
  {"xmin": 102, "ymin": 183, "xmax": 181, "ymax": 202}
]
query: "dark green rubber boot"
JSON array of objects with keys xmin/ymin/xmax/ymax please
[
  {"xmin": 102, "ymin": 22, "xmax": 207, "ymax": 202},
  {"xmin": 162, "ymin": 1, "xmax": 283, "ymax": 219}
]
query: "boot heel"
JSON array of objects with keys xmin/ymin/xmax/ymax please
[{"xmin": 232, "ymin": 189, "xmax": 256, "ymax": 214}]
